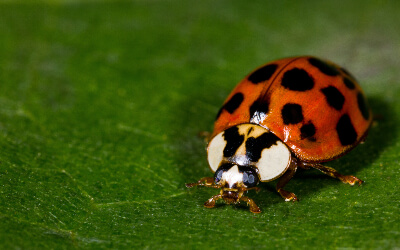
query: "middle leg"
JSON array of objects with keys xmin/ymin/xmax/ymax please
[{"xmin": 276, "ymin": 161, "xmax": 298, "ymax": 201}]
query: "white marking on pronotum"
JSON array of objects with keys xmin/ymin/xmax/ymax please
[
  {"xmin": 207, "ymin": 124, "xmax": 290, "ymax": 182},
  {"xmin": 207, "ymin": 132, "xmax": 226, "ymax": 172},
  {"xmin": 221, "ymin": 165, "xmax": 243, "ymax": 188},
  {"xmin": 256, "ymin": 140, "xmax": 291, "ymax": 181}
]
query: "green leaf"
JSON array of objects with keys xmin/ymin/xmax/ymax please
[{"xmin": 0, "ymin": 1, "xmax": 399, "ymax": 248}]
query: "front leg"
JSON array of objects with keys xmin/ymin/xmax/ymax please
[
  {"xmin": 240, "ymin": 196, "xmax": 261, "ymax": 213},
  {"xmin": 204, "ymin": 194, "xmax": 223, "ymax": 208},
  {"xmin": 186, "ymin": 177, "xmax": 220, "ymax": 188},
  {"xmin": 303, "ymin": 163, "xmax": 363, "ymax": 186}
]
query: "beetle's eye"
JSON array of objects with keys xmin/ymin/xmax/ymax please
[
  {"xmin": 214, "ymin": 168, "xmax": 224, "ymax": 183},
  {"xmin": 242, "ymin": 168, "xmax": 259, "ymax": 188},
  {"xmin": 214, "ymin": 163, "xmax": 233, "ymax": 183}
]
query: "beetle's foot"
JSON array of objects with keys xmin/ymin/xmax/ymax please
[
  {"xmin": 249, "ymin": 204, "xmax": 261, "ymax": 214},
  {"xmin": 340, "ymin": 175, "xmax": 363, "ymax": 186},
  {"xmin": 240, "ymin": 196, "xmax": 261, "ymax": 213},
  {"xmin": 278, "ymin": 189, "xmax": 298, "ymax": 202},
  {"xmin": 204, "ymin": 194, "xmax": 222, "ymax": 208},
  {"xmin": 198, "ymin": 131, "xmax": 211, "ymax": 143}
]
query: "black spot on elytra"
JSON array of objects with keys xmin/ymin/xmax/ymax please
[
  {"xmin": 223, "ymin": 126, "xmax": 244, "ymax": 157},
  {"xmin": 300, "ymin": 123, "xmax": 316, "ymax": 140},
  {"xmin": 343, "ymin": 77, "xmax": 356, "ymax": 90},
  {"xmin": 321, "ymin": 86, "xmax": 345, "ymax": 111},
  {"xmin": 247, "ymin": 127, "xmax": 254, "ymax": 135},
  {"xmin": 224, "ymin": 93, "xmax": 244, "ymax": 113},
  {"xmin": 308, "ymin": 57, "xmax": 340, "ymax": 76},
  {"xmin": 245, "ymin": 132, "xmax": 279, "ymax": 162},
  {"xmin": 357, "ymin": 92, "xmax": 370, "ymax": 120},
  {"xmin": 281, "ymin": 68, "xmax": 314, "ymax": 91},
  {"xmin": 248, "ymin": 64, "xmax": 278, "ymax": 84},
  {"xmin": 249, "ymin": 98, "xmax": 269, "ymax": 122},
  {"xmin": 336, "ymin": 114, "xmax": 357, "ymax": 146},
  {"xmin": 281, "ymin": 103, "xmax": 303, "ymax": 125},
  {"xmin": 216, "ymin": 92, "xmax": 244, "ymax": 120}
]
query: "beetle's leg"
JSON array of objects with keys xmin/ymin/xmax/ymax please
[
  {"xmin": 239, "ymin": 196, "xmax": 261, "ymax": 213},
  {"xmin": 276, "ymin": 161, "xmax": 298, "ymax": 201},
  {"xmin": 204, "ymin": 194, "xmax": 223, "ymax": 208},
  {"xmin": 305, "ymin": 163, "xmax": 363, "ymax": 186},
  {"xmin": 244, "ymin": 186, "xmax": 261, "ymax": 193},
  {"xmin": 186, "ymin": 177, "xmax": 220, "ymax": 188},
  {"xmin": 198, "ymin": 131, "xmax": 211, "ymax": 143}
]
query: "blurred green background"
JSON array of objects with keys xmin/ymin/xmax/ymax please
[{"xmin": 0, "ymin": 0, "xmax": 399, "ymax": 249}]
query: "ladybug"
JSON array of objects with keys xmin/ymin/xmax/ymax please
[{"xmin": 186, "ymin": 56, "xmax": 372, "ymax": 213}]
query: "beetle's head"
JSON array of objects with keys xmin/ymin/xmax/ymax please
[{"xmin": 213, "ymin": 163, "xmax": 260, "ymax": 203}]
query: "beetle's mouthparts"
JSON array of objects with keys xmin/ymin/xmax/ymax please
[{"xmin": 221, "ymin": 189, "xmax": 240, "ymax": 204}]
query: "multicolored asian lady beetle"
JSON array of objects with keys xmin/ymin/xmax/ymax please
[{"xmin": 186, "ymin": 56, "xmax": 372, "ymax": 213}]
